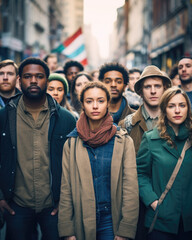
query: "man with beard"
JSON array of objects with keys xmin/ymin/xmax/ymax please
[
  {"xmin": 0, "ymin": 57, "xmax": 76, "ymax": 240},
  {"xmin": 178, "ymin": 56, "xmax": 192, "ymax": 106},
  {"xmin": 99, "ymin": 62, "xmax": 134, "ymax": 124},
  {"xmin": 119, "ymin": 65, "xmax": 171, "ymax": 240},
  {"xmin": 0, "ymin": 59, "xmax": 20, "ymax": 108}
]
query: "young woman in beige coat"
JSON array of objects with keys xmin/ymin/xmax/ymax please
[{"xmin": 58, "ymin": 81, "xmax": 139, "ymax": 240}]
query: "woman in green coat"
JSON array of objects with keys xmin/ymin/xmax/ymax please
[{"xmin": 137, "ymin": 87, "xmax": 192, "ymax": 240}]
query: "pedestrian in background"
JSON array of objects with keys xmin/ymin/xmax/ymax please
[
  {"xmin": 0, "ymin": 59, "xmax": 21, "ymax": 109},
  {"xmin": 99, "ymin": 62, "xmax": 134, "ymax": 125},
  {"xmin": 70, "ymin": 71, "xmax": 93, "ymax": 115},
  {"xmin": 137, "ymin": 87, "xmax": 192, "ymax": 240},
  {"xmin": 124, "ymin": 68, "xmax": 142, "ymax": 110},
  {"xmin": 58, "ymin": 81, "xmax": 139, "ymax": 240}
]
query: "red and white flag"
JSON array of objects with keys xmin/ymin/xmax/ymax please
[{"xmin": 52, "ymin": 28, "xmax": 88, "ymax": 66}]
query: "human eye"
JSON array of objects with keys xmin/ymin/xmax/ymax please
[
  {"xmin": 58, "ymin": 88, "xmax": 63, "ymax": 92},
  {"xmin": 47, "ymin": 87, "xmax": 54, "ymax": 91},
  {"xmin": 8, "ymin": 72, "xmax": 14, "ymax": 76},
  {"xmin": 36, "ymin": 74, "xmax": 44, "ymax": 79},
  {"xmin": 23, "ymin": 74, "xmax": 32, "ymax": 79},
  {"xmin": 0, "ymin": 72, "xmax": 3, "ymax": 76},
  {"xmin": 144, "ymin": 85, "xmax": 150, "ymax": 89},
  {"xmin": 155, "ymin": 85, "xmax": 162, "ymax": 89},
  {"xmin": 167, "ymin": 104, "xmax": 174, "ymax": 108},
  {"xmin": 85, "ymin": 100, "xmax": 92, "ymax": 104},
  {"xmin": 117, "ymin": 80, "xmax": 123, "ymax": 84},
  {"xmin": 98, "ymin": 99, "xmax": 104, "ymax": 103},
  {"xmin": 104, "ymin": 79, "xmax": 110, "ymax": 84},
  {"xmin": 180, "ymin": 103, "xmax": 186, "ymax": 108}
]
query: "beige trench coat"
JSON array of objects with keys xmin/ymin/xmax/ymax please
[{"xmin": 58, "ymin": 128, "xmax": 139, "ymax": 240}]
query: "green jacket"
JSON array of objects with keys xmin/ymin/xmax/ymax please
[
  {"xmin": 58, "ymin": 128, "xmax": 139, "ymax": 240},
  {"xmin": 137, "ymin": 125, "xmax": 192, "ymax": 234}
]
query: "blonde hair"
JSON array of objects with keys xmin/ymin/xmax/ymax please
[{"xmin": 157, "ymin": 87, "xmax": 192, "ymax": 146}]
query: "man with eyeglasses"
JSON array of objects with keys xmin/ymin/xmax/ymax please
[{"xmin": 0, "ymin": 57, "xmax": 76, "ymax": 240}]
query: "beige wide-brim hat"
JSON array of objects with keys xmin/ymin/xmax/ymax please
[{"xmin": 134, "ymin": 65, "xmax": 172, "ymax": 95}]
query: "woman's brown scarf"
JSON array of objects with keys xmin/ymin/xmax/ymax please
[{"xmin": 76, "ymin": 112, "xmax": 117, "ymax": 148}]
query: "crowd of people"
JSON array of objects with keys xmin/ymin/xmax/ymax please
[{"xmin": 0, "ymin": 54, "xmax": 192, "ymax": 240}]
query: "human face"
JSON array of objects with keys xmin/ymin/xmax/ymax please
[
  {"xmin": 66, "ymin": 66, "xmax": 80, "ymax": 83},
  {"xmin": 142, "ymin": 77, "xmax": 164, "ymax": 108},
  {"xmin": 166, "ymin": 93, "xmax": 188, "ymax": 132},
  {"xmin": 75, "ymin": 75, "xmax": 90, "ymax": 99},
  {"xmin": 128, "ymin": 72, "xmax": 140, "ymax": 92},
  {"xmin": 83, "ymin": 87, "xmax": 108, "ymax": 129},
  {"xmin": 20, "ymin": 64, "xmax": 47, "ymax": 100},
  {"xmin": 171, "ymin": 74, "xmax": 181, "ymax": 86},
  {"xmin": 178, "ymin": 58, "xmax": 192, "ymax": 84},
  {"xmin": 47, "ymin": 80, "xmax": 65, "ymax": 104},
  {"xmin": 47, "ymin": 56, "xmax": 58, "ymax": 72},
  {"xmin": 0, "ymin": 65, "xmax": 17, "ymax": 93},
  {"xmin": 103, "ymin": 71, "xmax": 125, "ymax": 102}
]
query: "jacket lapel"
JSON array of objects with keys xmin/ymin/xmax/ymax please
[
  {"xmin": 132, "ymin": 107, "xmax": 147, "ymax": 132},
  {"xmin": 111, "ymin": 134, "xmax": 124, "ymax": 197},
  {"xmin": 75, "ymin": 138, "xmax": 96, "ymax": 215},
  {"xmin": 162, "ymin": 142, "xmax": 179, "ymax": 159}
]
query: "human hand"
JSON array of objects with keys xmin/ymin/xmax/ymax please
[
  {"xmin": 64, "ymin": 236, "xmax": 76, "ymax": 240},
  {"xmin": 0, "ymin": 200, "xmax": 15, "ymax": 215},
  {"xmin": 51, "ymin": 207, "xmax": 58, "ymax": 216},
  {"xmin": 150, "ymin": 200, "xmax": 158, "ymax": 211}
]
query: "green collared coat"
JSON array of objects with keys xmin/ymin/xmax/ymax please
[{"xmin": 137, "ymin": 125, "xmax": 192, "ymax": 234}]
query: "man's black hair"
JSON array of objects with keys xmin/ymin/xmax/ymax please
[
  {"xmin": 19, "ymin": 57, "xmax": 50, "ymax": 78},
  {"xmin": 179, "ymin": 55, "xmax": 192, "ymax": 61},
  {"xmin": 98, "ymin": 62, "xmax": 129, "ymax": 85},
  {"xmin": 63, "ymin": 60, "xmax": 84, "ymax": 75},
  {"xmin": 129, "ymin": 68, "xmax": 142, "ymax": 75}
]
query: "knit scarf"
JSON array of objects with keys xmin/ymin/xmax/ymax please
[{"xmin": 76, "ymin": 112, "xmax": 117, "ymax": 148}]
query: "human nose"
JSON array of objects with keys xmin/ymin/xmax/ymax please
[
  {"xmin": 3, "ymin": 73, "xmax": 8, "ymax": 79},
  {"xmin": 93, "ymin": 101, "xmax": 98, "ymax": 109},
  {"xmin": 111, "ymin": 80, "xmax": 116, "ymax": 87},
  {"xmin": 151, "ymin": 86, "xmax": 156, "ymax": 94},
  {"xmin": 53, "ymin": 89, "xmax": 58, "ymax": 95},
  {"xmin": 30, "ymin": 75, "xmax": 38, "ymax": 84},
  {"xmin": 175, "ymin": 105, "xmax": 180, "ymax": 113}
]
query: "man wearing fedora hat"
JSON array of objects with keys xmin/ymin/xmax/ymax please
[
  {"xmin": 120, "ymin": 65, "xmax": 171, "ymax": 153},
  {"xmin": 119, "ymin": 65, "xmax": 171, "ymax": 240}
]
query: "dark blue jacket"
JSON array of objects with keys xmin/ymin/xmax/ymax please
[{"xmin": 0, "ymin": 93, "xmax": 76, "ymax": 206}]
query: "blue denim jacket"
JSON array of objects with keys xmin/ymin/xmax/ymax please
[{"xmin": 68, "ymin": 128, "xmax": 116, "ymax": 212}]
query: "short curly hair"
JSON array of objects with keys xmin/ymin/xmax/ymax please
[
  {"xmin": 19, "ymin": 57, "xmax": 50, "ymax": 78},
  {"xmin": 98, "ymin": 62, "xmax": 129, "ymax": 85},
  {"xmin": 63, "ymin": 60, "xmax": 84, "ymax": 75}
]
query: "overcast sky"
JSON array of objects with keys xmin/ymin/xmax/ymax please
[{"xmin": 84, "ymin": 0, "xmax": 124, "ymax": 58}]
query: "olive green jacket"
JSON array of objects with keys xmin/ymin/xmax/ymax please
[{"xmin": 58, "ymin": 128, "xmax": 139, "ymax": 240}]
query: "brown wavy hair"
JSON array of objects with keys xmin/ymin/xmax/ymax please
[{"xmin": 157, "ymin": 87, "xmax": 192, "ymax": 146}]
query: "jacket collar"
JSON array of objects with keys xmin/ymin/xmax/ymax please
[
  {"xmin": 8, "ymin": 93, "xmax": 59, "ymax": 115},
  {"xmin": 132, "ymin": 105, "xmax": 148, "ymax": 131},
  {"xmin": 149, "ymin": 127, "xmax": 180, "ymax": 158}
]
